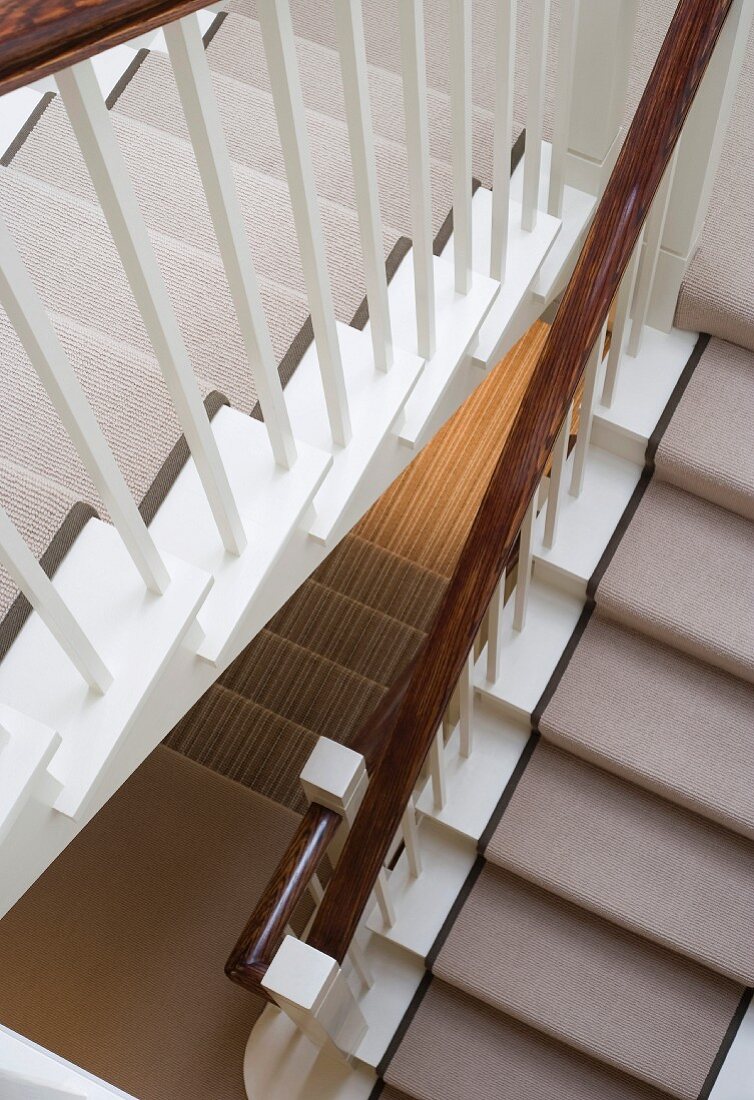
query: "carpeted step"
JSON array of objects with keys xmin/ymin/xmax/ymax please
[
  {"xmin": 541, "ymin": 613, "xmax": 754, "ymax": 839},
  {"xmin": 311, "ymin": 534, "xmax": 447, "ymax": 633},
  {"xmin": 654, "ymin": 337, "xmax": 754, "ymax": 522},
  {"xmin": 0, "ymin": 745, "xmax": 302, "ymax": 1100},
  {"xmin": 166, "ymin": 682, "xmax": 318, "ymax": 813},
  {"xmin": 485, "ymin": 740, "xmax": 754, "ymax": 984},
  {"xmin": 15, "ymin": 94, "xmax": 385, "ymax": 334},
  {"xmin": 383, "ymin": 979, "xmax": 671, "ymax": 1100},
  {"xmin": 220, "ymin": 629, "xmax": 386, "ymax": 745},
  {"xmin": 111, "ymin": 42, "xmax": 455, "ymax": 243},
  {"xmin": 595, "ymin": 478, "xmax": 754, "ymax": 684},
  {"xmin": 433, "ymin": 865, "xmax": 745, "ymax": 1099},
  {"xmin": 209, "ymin": 10, "xmax": 497, "ymax": 187},
  {"xmin": 0, "ymin": 167, "xmax": 308, "ymax": 412},
  {"xmin": 267, "ymin": 577, "xmax": 426, "ymax": 683}
]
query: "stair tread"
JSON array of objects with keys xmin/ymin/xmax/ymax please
[
  {"xmin": 112, "ymin": 41, "xmax": 455, "ymax": 244},
  {"xmin": 541, "ymin": 612, "xmax": 754, "ymax": 839},
  {"xmin": 0, "ymin": 166, "xmax": 308, "ymax": 414},
  {"xmin": 16, "ymin": 95, "xmax": 385, "ymax": 336},
  {"xmin": 268, "ymin": 577, "xmax": 426, "ymax": 684},
  {"xmin": 384, "ymin": 978, "xmax": 670, "ymax": 1100},
  {"xmin": 220, "ymin": 629, "xmax": 386, "ymax": 745},
  {"xmin": 596, "ymin": 478, "xmax": 754, "ymax": 684},
  {"xmin": 312, "ymin": 534, "xmax": 447, "ymax": 633},
  {"xmin": 486, "ymin": 740, "xmax": 754, "ymax": 984},
  {"xmin": 655, "ymin": 337, "xmax": 754, "ymax": 522},
  {"xmin": 434, "ymin": 865, "xmax": 744, "ymax": 1099},
  {"xmin": 166, "ymin": 682, "xmax": 318, "ymax": 813}
]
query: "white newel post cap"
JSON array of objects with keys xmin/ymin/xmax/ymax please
[{"xmin": 300, "ymin": 737, "xmax": 368, "ymax": 825}]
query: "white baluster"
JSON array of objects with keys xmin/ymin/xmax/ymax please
[
  {"xmin": 627, "ymin": 147, "xmax": 679, "ymax": 358},
  {"xmin": 513, "ymin": 494, "xmax": 536, "ymax": 631},
  {"xmin": 490, "ymin": 0, "xmax": 517, "ymax": 280},
  {"xmin": 0, "ymin": 215, "xmax": 170, "ymax": 596},
  {"xmin": 346, "ymin": 934, "xmax": 374, "ymax": 990},
  {"xmin": 334, "ymin": 0, "xmax": 394, "ymax": 372},
  {"xmin": 459, "ymin": 650, "xmax": 474, "ymax": 758},
  {"xmin": 486, "ymin": 572, "xmax": 505, "ymax": 682},
  {"xmin": 307, "ymin": 872, "xmax": 325, "ymax": 907},
  {"xmin": 256, "ymin": 0, "xmax": 352, "ymax": 445},
  {"xmin": 547, "ymin": 0, "xmax": 579, "ymax": 218},
  {"xmin": 0, "ymin": 506, "xmax": 112, "ymax": 694},
  {"xmin": 570, "ymin": 319, "xmax": 607, "ymax": 498},
  {"xmin": 543, "ymin": 402, "xmax": 572, "ymax": 549},
  {"xmin": 374, "ymin": 867, "xmax": 396, "ymax": 928},
  {"xmin": 401, "ymin": 795, "xmax": 423, "ymax": 878},
  {"xmin": 55, "ymin": 62, "xmax": 246, "ymax": 557},
  {"xmin": 601, "ymin": 231, "xmax": 643, "ymax": 408},
  {"xmin": 522, "ymin": 0, "xmax": 551, "ymax": 231},
  {"xmin": 165, "ymin": 15, "xmax": 297, "ymax": 468},
  {"xmin": 429, "ymin": 724, "xmax": 447, "ymax": 810},
  {"xmin": 449, "ymin": 0, "xmax": 473, "ymax": 294},
  {"xmin": 398, "ymin": 0, "xmax": 436, "ymax": 358}
]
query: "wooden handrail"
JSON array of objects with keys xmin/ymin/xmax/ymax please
[
  {"xmin": 225, "ymin": 801, "xmax": 341, "ymax": 995},
  {"xmin": 303, "ymin": 0, "xmax": 734, "ymax": 965},
  {"xmin": 0, "ymin": 1, "xmax": 210, "ymax": 96}
]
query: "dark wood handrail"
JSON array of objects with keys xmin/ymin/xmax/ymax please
[
  {"xmin": 0, "ymin": 1, "xmax": 209, "ymax": 96},
  {"xmin": 304, "ymin": 0, "xmax": 734, "ymax": 964},
  {"xmin": 225, "ymin": 801, "xmax": 341, "ymax": 995}
]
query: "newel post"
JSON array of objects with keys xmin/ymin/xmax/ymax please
[
  {"xmin": 648, "ymin": 0, "xmax": 754, "ymax": 330},
  {"xmin": 262, "ymin": 738, "xmax": 369, "ymax": 1059}
]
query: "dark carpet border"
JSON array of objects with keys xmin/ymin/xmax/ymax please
[
  {"xmin": 646, "ymin": 332, "xmax": 710, "ymax": 468},
  {"xmin": 0, "ymin": 92, "xmax": 56, "ymax": 167},
  {"xmin": 698, "ymin": 987, "xmax": 753, "ymax": 1100},
  {"xmin": 478, "ymin": 730, "xmax": 540, "ymax": 851}
]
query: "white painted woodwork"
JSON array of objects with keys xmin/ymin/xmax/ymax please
[
  {"xmin": 0, "ymin": 506, "xmax": 112, "ymax": 694},
  {"xmin": 490, "ymin": 0, "xmax": 517, "ymax": 280},
  {"xmin": 569, "ymin": 320, "xmax": 607, "ymax": 497},
  {"xmin": 56, "ymin": 61, "xmax": 246, "ymax": 556},
  {"xmin": 374, "ymin": 868, "xmax": 397, "ymax": 929},
  {"xmin": 165, "ymin": 14, "xmax": 297, "ymax": 468},
  {"xmin": 449, "ymin": 0, "xmax": 473, "ymax": 295},
  {"xmin": 346, "ymin": 935, "xmax": 374, "ymax": 992},
  {"xmin": 627, "ymin": 148, "xmax": 678, "ymax": 358},
  {"xmin": 547, "ymin": 0, "xmax": 580, "ymax": 218},
  {"xmin": 401, "ymin": 797, "xmax": 423, "ymax": 878},
  {"xmin": 398, "ymin": 0, "xmax": 436, "ymax": 358},
  {"xmin": 0, "ymin": 1071, "xmax": 86, "ymax": 1099},
  {"xmin": 486, "ymin": 574, "xmax": 505, "ymax": 683},
  {"xmin": 0, "ymin": 214, "xmax": 170, "ymax": 597},
  {"xmin": 300, "ymin": 737, "xmax": 368, "ymax": 825},
  {"xmin": 521, "ymin": 0, "xmax": 551, "ymax": 231},
  {"xmin": 513, "ymin": 494, "xmax": 537, "ymax": 631},
  {"xmin": 429, "ymin": 725, "xmax": 448, "ymax": 811},
  {"xmin": 256, "ymin": 0, "xmax": 352, "ymax": 445},
  {"xmin": 601, "ymin": 233, "xmax": 643, "ymax": 408},
  {"xmin": 542, "ymin": 402, "xmax": 572, "ymax": 549},
  {"xmin": 333, "ymin": 0, "xmax": 394, "ymax": 373},
  {"xmin": 459, "ymin": 651, "xmax": 474, "ymax": 758},
  {"xmin": 262, "ymin": 936, "xmax": 367, "ymax": 1060},
  {"xmin": 0, "ymin": 708, "xmax": 60, "ymax": 847}
]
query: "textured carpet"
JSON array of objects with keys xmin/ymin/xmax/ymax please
[{"xmin": 0, "ymin": 746, "xmax": 302, "ymax": 1100}]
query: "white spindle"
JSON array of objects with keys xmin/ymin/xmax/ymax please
[
  {"xmin": 543, "ymin": 403, "xmax": 572, "ymax": 549},
  {"xmin": 513, "ymin": 494, "xmax": 536, "ymax": 631},
  {"xmin": 570, "ymin": 319, "xmax": 607, "ymax": 498},
  {"xmin": 627, "ymin": 147, "xmax": 679, "ymax": 358},
  {"xmin": 398, "ymin": 0, "xmax": 436, "ymax": 358},
  {"xmin": 0, "ymin": 505, "xmax": 112, "ymax": 694},
  {"xmin": 375, "ymin": 867, "xmax": 396, "ymax": 928},
  {"xmin": 522, "ymin": 0, "xmax": 551, "ymax": 231},
  {"xmin": 429, "ymin": 724, "xmax": 447, "ymax": 810},
  {"xmin": 256, "ymin": 0, "xmax": 352, "ymax": 445},
  {"xmin": 449, "ymin": 0, "xmax": 473, "ymax": 294},
  {"xmin": 56, "ymin": 62, "xmax": 246, "ymax": 557},
  {"xmin": 307, "ymin": 872, "xmax": 325, "ymax": 907},
  {"xmin": 334, "ymin": 0, "xmax": 394, "ymax": 372},
  {"xmin": 486, "ymin": 573, "xmax": 505, "ymax": 682},
  {"xmin": 601, "ymin": 231, "xmax": 643, "ymax": 408},
  {"xmin": 459, "ymin": 650, "xmax": 474, "ymax": 758},
  {"xmin": 547, "ymin": 0, "xmax": 579, "ymax": 217},
  {"xmin": 165, "ymin": 15, "xmax": 297, "ymax": 468},
  {"xmin": 490, "ymin": 0, "xmax": 517, "ymax": 280},
  {"xmin": 347, "ymin": 935, "xmax": 374, "ymax": 990},
  {"xmin": 401, "ymin": 796, "xmax": 422, "ymax": 878},
  {"xmin": 0, "ymin": 215, "xmax": 170, "ymax": 597}
]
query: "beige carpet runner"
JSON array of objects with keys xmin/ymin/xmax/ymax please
[{"xmin": 378, "ymin": 335, "xmax": 754, "ymax": 1100}]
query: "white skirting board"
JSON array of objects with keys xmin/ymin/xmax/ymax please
[{"xmin": 0, "ymin": 1025, "xmax": 136, "ymax": 1099}]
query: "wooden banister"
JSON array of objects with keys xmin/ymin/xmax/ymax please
[
  {"xmin": 303, "ymin": 0, "xmax": 735, "ymax": 965},
  {"xmin": 0, "ymin": 1, "xmax": 210, "ymax": 96}
]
